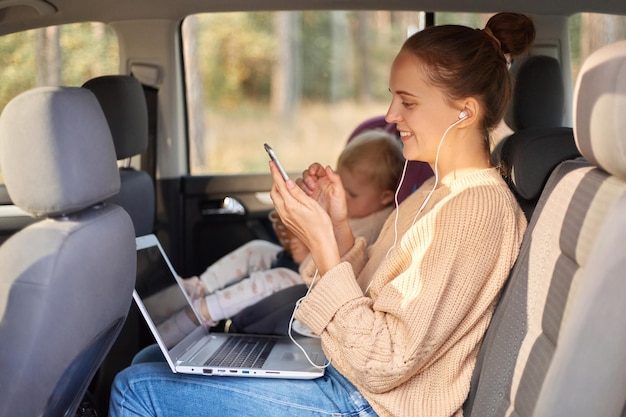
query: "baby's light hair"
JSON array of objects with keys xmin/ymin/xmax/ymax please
[{"xmin": 337, "ymin": 129, "xmax": 405, "ymax": 193}]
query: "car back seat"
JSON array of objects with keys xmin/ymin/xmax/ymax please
[
  {"xmin": 506, "ymin": 55, "xmax": 566, "ymax": 131},
  {"xmin": 496, "ymin": 55, "xmax": 580, "ymax": 220},
  {"xmin": 464, "ymin": 40, "xmax": 626, "ymax": 417},
  {"xmin": 82, "ymin": 75, "xmax": 155, "ymax": 236},
  {"xmin": 81, "ymin": 75, "xmax": 156, "ymax": 415},
  {"xmin": 499, "ymin": 127, "xmax": 580, "ymax": 221}
]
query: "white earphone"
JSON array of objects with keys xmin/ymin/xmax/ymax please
[{"xmin": 384, "ymin": 107, "xmax": 470, "ymax": 265}]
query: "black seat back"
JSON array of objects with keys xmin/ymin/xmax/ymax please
[
  {"xmin": 499, "ymin": 126, "xmax": 580, "ymax": 219},
  {"xmin": 83, "ymin": 75, "xmax": 155, "ymax": 236},
  {"xmin": 82, "ymin": 75, "xmax": 156, "ymax": 414},
  {"xmin": 495, "ymin": 55, "xmax": 579, "ymax": 220},
  {"xmin": 506, "ymin": 55, "xmax": 566, "ymax": 131}
]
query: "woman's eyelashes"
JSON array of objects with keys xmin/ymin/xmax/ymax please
[{"xmin": 399, "ymin": 95, "xmax": 418, "ymax": 109}]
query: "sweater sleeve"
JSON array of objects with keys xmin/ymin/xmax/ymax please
[
  {"xmin": 298, "ymin": 236, "xmax": 369, "ymax": 287},
  {"xmin": 298, "ymin": 208, "xmax": 393, "ymax": 286},
  {"xmin": 295, "ymin": 186, "xmax": 525, "ymax": 394}
]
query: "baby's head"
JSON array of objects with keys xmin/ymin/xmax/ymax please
[{"xmin": 337, "ymin": 129, "xmax": 405, "ymax": 219}]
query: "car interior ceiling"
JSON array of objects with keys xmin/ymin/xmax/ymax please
[{"xmin": 1, "ymin": 0, "xmax": 626, "ymax": 35}]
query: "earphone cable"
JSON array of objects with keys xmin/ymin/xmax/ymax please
[{"xmin": 287, "ymin": 269, "xmax": 332, "ymax": 369}]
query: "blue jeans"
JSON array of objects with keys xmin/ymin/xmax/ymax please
[{"xmin": 109, "ymin": 361, "xmax": 378, "ymax": 417}]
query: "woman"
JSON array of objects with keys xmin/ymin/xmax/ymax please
[{"xmin": 109, "ymin": 12, "xmax": 532, "ymax": 417}]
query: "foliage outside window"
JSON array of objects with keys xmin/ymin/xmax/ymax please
[
  {"xmin": 0, "ymin": 13, "xmax": 623, "ymax": 180},
  {"xmin": 0, "ymin": 23, "xmax": 119, "ymax": 184},
  {"xmin": 184, "ymin": 11, "xmax": 626, "ymax": 176},
  {"xmin": 183, "ymin": 11, "xmax": 428, "ymax": 175},
  {"xmin": 569, "ymin": 13, "xmax": 626, "ymax": 81},
  {"xmin": 0, "ymin": 23, "xmax": 118, "ymax": 111}
]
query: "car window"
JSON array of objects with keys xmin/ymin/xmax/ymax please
[
  {"xmin": 569, "ymin": 13, "xmax": 626, "ymax": 81},
  {"xmin": 184, "ymin": 11, "xmax": 626, "ymax": 177},
  {"xmin": 0, "ymin": 22, "xmax": 119, "ymax": 185},
  {"xmin": 183, "ymin": 10, "xmax": 433, "ymax": 175}
]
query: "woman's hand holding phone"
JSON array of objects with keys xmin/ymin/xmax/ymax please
[{"xmin": 266, "ymin": 145, "xmax": 341, "ymax": 274}]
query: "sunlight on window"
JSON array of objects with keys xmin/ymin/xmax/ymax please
[{"xmin": 183, "ymin": 11, "xmax": 426, "ymax": 175}]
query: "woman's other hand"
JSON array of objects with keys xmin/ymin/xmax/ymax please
[{"xmin": 297, "ymin": 163, "xmax": 349, "ymax": 227}]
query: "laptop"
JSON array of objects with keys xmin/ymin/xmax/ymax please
[{"xmin": 133, "ymin": 234, "xmax": 327, "ymax": 379}]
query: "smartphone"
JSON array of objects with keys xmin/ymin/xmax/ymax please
[{"xmin": 264, "ymin": 143, "xmax": 290, "ymax": 181}]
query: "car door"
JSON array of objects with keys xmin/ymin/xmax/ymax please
[{"xmin": 176, "ymin": 173, "xmax": 277, "ymax": 278}]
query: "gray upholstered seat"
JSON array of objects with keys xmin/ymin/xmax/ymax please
[
  {"xmin": 0, "ymin": 87, "xmax": 136, "ymax": 417},
  {"xmin": 82, "ymin": 75, "xmax": 155, "ymax": 236},
  {"xmin": 465, "ymin": 40, "xmax": 626, "ymax": 417}
]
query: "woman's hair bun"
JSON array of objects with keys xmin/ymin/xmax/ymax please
[{"xmin": 485, "ymin": 12, "xmax": 536, "ymax": 56}]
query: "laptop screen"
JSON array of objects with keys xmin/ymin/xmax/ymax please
[{"xmin": 136, "ymin": 243, "xmax": 200, "ymax": 348}]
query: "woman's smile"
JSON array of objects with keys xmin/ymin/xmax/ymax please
[{"xmin": 399, "ymin": 130, "xmax": 414, "ymax": 142}]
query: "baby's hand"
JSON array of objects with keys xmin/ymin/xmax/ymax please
[{"xmin": 289, "ymin": 235, "xmax": 310, "ymax": 264}]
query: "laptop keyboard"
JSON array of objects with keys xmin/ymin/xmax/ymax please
[{"xmin": 204, "ymin": 335, "xmax": 278, "ymax": 368}]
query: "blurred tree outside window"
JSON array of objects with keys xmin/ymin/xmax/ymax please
[
  {"xmin": 0, "ymin": 22, "xmax": 119, "ymax": 185},
  {"xmin": 0, "ymin": 22, "xmax": 118, "ymax": 112},
  {"xmin": 184, "ymin": 11, "xmax": 626, "ymax": 176},
  {"xmin": 183, "ymin": 11, "xmax": 427, "ymax": 175},
  {"xmin": 569, "ymin": 13, "xmax": 626, "ymax": 81}
]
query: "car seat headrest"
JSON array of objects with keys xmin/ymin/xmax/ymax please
[
  {"xmin": 0, "ymin": 86, "xmax": 120, "ymax": 217},
  {"xmin": 505, "ymin": 55, "xmax": 565, "ymax": 131},
  {"xmin": 501, "ymin": 127, "xmax": 580, "ymax": 200},
  {"xmin": 574, "ymin": 39, "xmax": 626, "ymax": 180},
  {"xmin": 82, "ymin": 75, "xmax": 149, "ymax": 160}
]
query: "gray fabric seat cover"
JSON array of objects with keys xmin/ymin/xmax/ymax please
[
  {"xmin": 465, "ymin": 40, "xmax": 626, "ymax": 417},
  {"xmin": 0, "ymin": 87, "xmax": 136, "ymax": 417}
]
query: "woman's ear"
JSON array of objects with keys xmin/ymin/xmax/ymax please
[{"xmin": 459, "ymin": 98, "xmax": 480, "ymax": 123}]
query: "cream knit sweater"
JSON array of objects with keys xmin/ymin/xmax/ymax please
[
  {"xmin": 349, "ymin": 205, "xmax": 393, "ymax": 247},
  {"xmin": 296, "ymin": 168, "xmax": 527, "ymax": 417}
]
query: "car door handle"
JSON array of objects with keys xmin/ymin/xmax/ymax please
[{"xmin": 200, "ymin": 196, "xmax": 246, "ymax": 215}]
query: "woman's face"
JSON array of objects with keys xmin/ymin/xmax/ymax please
[{"xmin": 385, "ymin": 50, "xmax": 461, "ymax": 163}]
